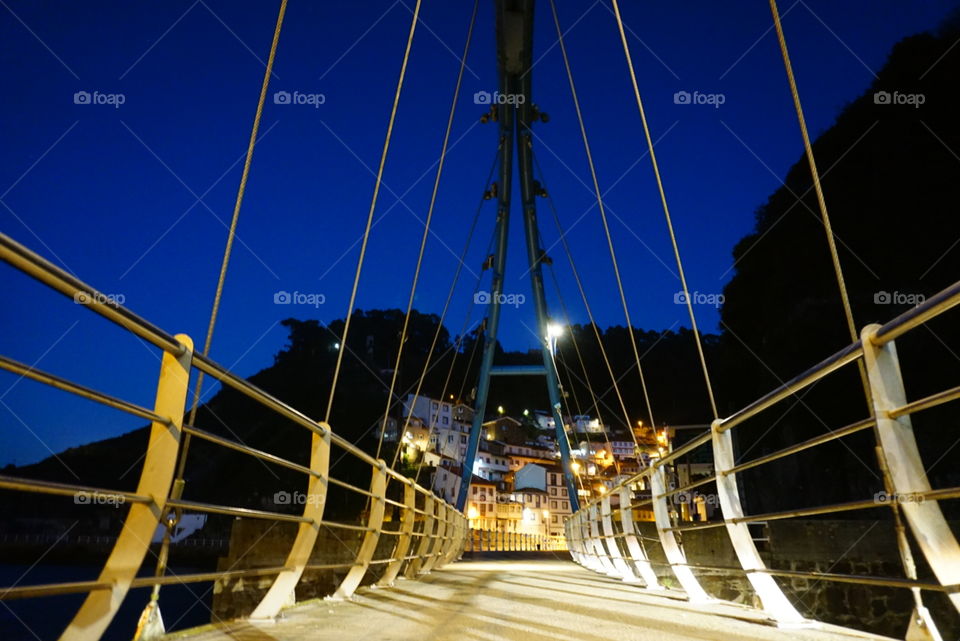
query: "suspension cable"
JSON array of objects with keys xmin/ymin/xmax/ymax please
[
  {"xmin": 611, "ymin": 0, "xmax": 718, "ymax": 419},
  {"xmin": 533, "ymin": 151, "xmax": 639, "ymax": 450},
  {"xmin": 325, "ymin": 0, "xmax": 423, "ymax": 423},
  {"xmin": 144, "ymin": 0, "xmax": 289, "ymax": 624},
  {"xmin": 549, "ymin": 0, "xmax": 659, "ymax": 434},
  {"xmin": 396, "ymin": 176, "xmax": 494, "ymax": 475},
  {"xmin": 768, "ymin": 0, "xmax": 923, "ymax": 605},
  {"xmin": 405, "ymin": 162, "xmax": 501, "ymax": 477},
  {"xmin": 406, "ymin": 214, "xmax": 499, "ymax": 477},
  {"xmin": 388, "ymin": 150, "xmax": 495, "ymax": 475},
  {"xmin": 549, "ymin": 265, "xmax": 622, "ymax": 479},
  {"xmin": 179, "ymin": 0, "xmax": 289, "ymax": 475},
  {"xmin": 377, "ymin": 0, "xmax": 479, "ymax": 461}
]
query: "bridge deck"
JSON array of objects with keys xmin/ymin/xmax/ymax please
[{"xmin": 166, "ymin": 555, "xmax": 893, "ymax": 641}]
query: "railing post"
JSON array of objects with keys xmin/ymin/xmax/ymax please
[
  {"xmin": 332, "ymin": 460, "xmax": 388, "ymax": 599},
  {"xmin": 651, "ymin": 465, "xmax": 710, "ymax": 602},
  {"xmin": 618, "ymin": 486, "xmax": 661, "ymax": 589},
  {"xmin": 405, "ymin": 494, "xmax": 436, "ymax": 577},
  {"xmin": 578, "ymin": 510, "xmax": 600, "ymax": 569},
  {"xmin": 712, "ymin": 420, "xmax": 805, "ymax": 623},
  {"xmin": 588, "ymin": 503, "xmax": 616, "ymax": 573},
  {"xmin": 63, "ymin": 336, "xmax": 194, "ymax": 641},
  {"xmin": 567, "ymin": 514, "xmax": 583, "ymax": 564},
  {"xmin": 862, "ymin": 325, "xmax": 960, "ymax": 616},
  {"xmin": 440, "ymin": 508, "xmax": 462, "ymax": 565},
  {"xmin": 600, "ymin": 495, "xmax": 638, "ymax": 581},
  {"xmin": 378, "ymin": 479, "xmax": 416, "ymax": 586},
  {"xmin": 420, "ymin": 500, "xmax": 448, "ymax": 573}
]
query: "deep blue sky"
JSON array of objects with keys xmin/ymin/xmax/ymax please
[{"xmin": 1, "ymin": 0, "xmax": 957, "ymax": 466}]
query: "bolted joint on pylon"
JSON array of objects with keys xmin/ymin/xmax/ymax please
[{"xmin": 479, "ymin": 105, "xmax": 499, "ymax": 124}]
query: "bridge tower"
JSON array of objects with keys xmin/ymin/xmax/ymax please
[{"xmin": 457, "ymin": 0, "xmax": 580, "ymax": 513}]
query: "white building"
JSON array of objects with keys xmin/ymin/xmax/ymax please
[
  {"xmin": 432, "ymin": 427, "xmax": 469, "ymax": 462},
  {"xmin": 403, "ymin": 393, "xmax": 453, "ymax": 430},
  {"xmin": 571, "ymin": 415, "xmax": 605, "ymax": 434},
  {"xmin": 473, "ymin": 449, "xmax": 509, "ymax": 482},
  {"xmin": 544, "ymin": 468, "xmax": 573, "ymax": 538}
]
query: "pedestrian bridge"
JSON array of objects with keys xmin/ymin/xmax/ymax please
[
  {"xmin": 2, "ymin": 226, "xmax": 959, "ymax": 639},
  {"xmin": 2, "ymin": 0, "xmax": 960, "ymax": 639},
  {"xmin": 163, "ymin": 556, "xmax": 895, "ymax": 641}
]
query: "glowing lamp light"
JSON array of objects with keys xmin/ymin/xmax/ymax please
[
  {"xmin": 546, "ymin": 323, "xmax": 564, "ymax": 339},
  {"xmin": 497, "ymin": 405, "xmax": 505, "ymax": 414},
  {"xmin": 597, "ymin": 485, "xmax": 607, "ymax": 495},
  {"xmin": 467, "ymin": 505, "xmax": 479, "ymax": 519}
]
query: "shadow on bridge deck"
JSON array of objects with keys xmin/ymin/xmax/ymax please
[{"xmin": 165, "ymin": 554, "xmax": 894, "ymax": 641}]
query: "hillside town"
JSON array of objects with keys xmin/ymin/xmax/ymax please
[{"xmin": 383, "ymin": 394, "xmax": 716, "ymax": 546}]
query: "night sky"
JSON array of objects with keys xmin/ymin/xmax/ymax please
[{"xmin": 2, "ymin": 0, "xmax": 957, "ymax": 466}]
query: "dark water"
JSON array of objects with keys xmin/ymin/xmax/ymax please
[{"xmin": 0, "ymin": 564, "xmax": 212, "ymax": 641}]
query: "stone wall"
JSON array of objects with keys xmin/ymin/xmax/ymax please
[{"xmin": 211, "ymin": 520, "xmax": 403, "ymax": 621}]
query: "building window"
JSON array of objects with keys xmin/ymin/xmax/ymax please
[
  {"xmin": 549, "ymin": 488, "xmax": 556, "ymax": 496},
  {"xmin": 431, "ymin": 402, "xmax": 439, "ymax": 410},
  {"xmin": 561, "ymin": 488, "xmax": 567, "ymax": 497},
  {"xmin": 562, "ymin": 501, "xmax": 568, "ymax": 510},
  {"xmin": 551, "ymin": 500, "xmax": 557, "ymax": 509},
  {"xmin": 442, "ymin": 416, "xmax": 449, "ymax": 425}
]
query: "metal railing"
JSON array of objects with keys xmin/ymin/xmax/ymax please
[
  {"xmin": 463, "ymin": 528, "xmax": 565, "ymax": 552},
  {"xmin": 566, "ymin": 279, "xmax": 960, "ymax": 636},
  {"xmin": 0, "ymin": 232, "xmax": 468, "ymax": 639}
]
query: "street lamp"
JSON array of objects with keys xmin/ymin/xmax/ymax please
[{"xmin": 546, "ymin": 323, "xmax": 563, "ymax": 355}]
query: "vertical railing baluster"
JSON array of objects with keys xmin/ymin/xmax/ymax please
[
  {"xmin": 712, "ymin": 420, "xmax": 803, "ymax": 622},
  {"xmin": 406, "ymin": 495, "xmax": 436, "ymax": 577},
  {"xmin": 862, "ymin": 325, "xmax": 960, "ymax": 617},
  {"xmin": 332, "ymin": 461, "xmax": 388, "ymax": 599},
  {"xmin": 651, "ymin": 466, "xmax": 710, "ymax": 601},
  {"xmin": 618, "ymin": 486, "xmax": 661, "ymax": 588},
  {"xmin": 600, "ymin": 495, "xmax": 636, "ymax": 581},
  {"xmin": 378, "ymin": 479, "xmax": 416, "ymax": 586},
  {"xmin": 64, "ymin": 336, "xmax": 194, "ymax": 641}
]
